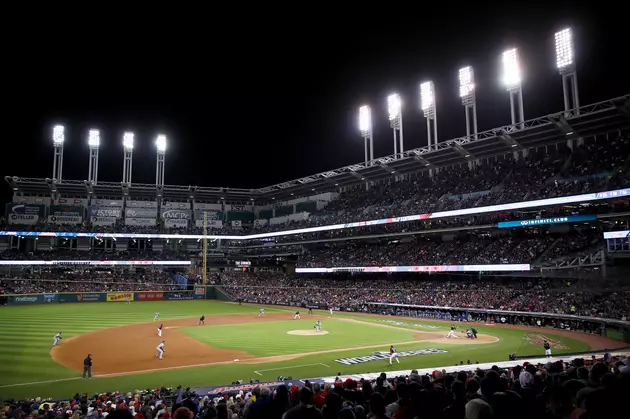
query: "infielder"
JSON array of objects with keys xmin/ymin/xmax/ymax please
[
  {"xmin": 156, "ymin": 341, "xmax": 166, "ymax": 359},
  {"xmin": 446, "ymin": 325, "xmax": 459, "ymax": 339},
  {"xmin": 544, "ymin": 340, "xmax": 551, "ymax": 357},
  {"xmin": 53, "ymin": 332, "xmax": 62, "ymax": 346},
  {"xmin": 293, "ymin": 311, "xmax": 301, "ymax": 320},
  {"xmin": 154, "ymin": 312, "xmax": 160, "ymax": 321},
  {"xmin": 314, "ymin": 320, "xmax": 322, "ymax": 332},
  {"xmin": 199, "ymin": 315, "xmax": 205, "ymax": 325},
  {"xmin": 389, "ymin": 345, "xmax": 400, "ymax": 365},
  {"xmin": 158, "ymin": 324, "xmax": 164, "ymax": 337},
  {"xmin": 258, "ymin": 308, "xmax": 265, "ymax": 317},
  {"xmin": 329, "ymin": 308, "xmax": 334, "ymax": 316}
]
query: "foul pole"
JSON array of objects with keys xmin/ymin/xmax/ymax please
[{"xmin": 203, "ymin": 211, "xmax": 208, "ymax": 286}]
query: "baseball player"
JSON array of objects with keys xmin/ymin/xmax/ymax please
[
  {"xmin": 156, "ymin": 341, "xmax": 166, "ymax": 359},
  {"xmin": 199, "ymin": 315, "xmax": 205, "ymax": 325},
  {"xmin": 471, "ymin": 327, "xmax": 478, "ymax": 339},
  {"xmin": 466, "ymin": 329, "xmax": 473, "ymax": 339},
  {"xmin": 544, "ymin": 340, "xmax": 551, "ymax": 357},
  {"xmin": 446, "ymin": 325, "xmax": 459, "ymax": 339},
  {"xmin": 125, "ymin": 296, "xmax": 130, "ymax": 305},
  {"xmin": 258, "ymin": 308, "xmax": 265, "ymax": 317},
  {"xmin": 154, "ymin": 312, "xmax": 160, "ymax": 321},
  {"xmin": 329, "ymin": 308, "xmax": 334, "ymax": 316},
  {"xmin": 389, "ymin": 345, "xmax": 400, "ymax": 365},
  {"xmin": 53, "ymin": 332, "xmax": 62, "ymax": 346},
  {"xmin": 158, "ymin": 324, "xmax": 164, "ymax": 337},
  {"xmin": 308, "ymin": 308, "xmax": 313, "ymax": 315},
  {"xmin": 293, "ymin": 311, "xmax": 301, "ymax": 320},
  {"xmin": 314, "ymin": 320, "xmax": 322, "ymax": 332}
]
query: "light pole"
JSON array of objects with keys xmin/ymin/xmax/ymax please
[
  {"xmin": 155, "ymin": 134, "xmax": 166, "ymax": 186},
  {"xmin": 502, "ymin": 48, "xmax": 525, "ymax": 128},
  {"xmin": 52, "ymin": 125, "xmax": 65, "ymax": 181},
  {"xmin": 122, "ymin": 132, "xmax": 134, "ymax": 185},
  {"xmin": 87, "ymin": 129, "xmax": 100, "ymax": 185},
  {"xmin": 420, "ymin": 81, "xmax": 438, "ymax": 149},
  {"xmin": 387, "ymin": 93, "xmax": 403, "ymax": 156},
  {"xmin": 555, "ymin": 28, "xmax": 579, "ymax": 115},
  {"xmin": 459, "ymin": 66, "xmax": 478, "ymax": 138},
  {"xmin": 359, "ymin": 105, "xmax": 374, "ymax": 165}
]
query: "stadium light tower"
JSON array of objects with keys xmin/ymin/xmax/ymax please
[
  {"xmin": 87, "ymin": 129, "xmax": 100, "ymax": 185},
  {"xmin": 420, "ymin": 81, "xmax": 438, "ymax": 149},
  {"xmin": 358, "ymin": 105, "xmax": 374, "ymax": 165},
  {"xmin": 387, "ymin": 93, "xmax": 403, "ymax": 156},
  {"xmin": 155, "ymin": 134, "xmax": 166, "ymax": 186},
  {"xmin": 122, "ymin": 132, "xmax": 134, "ymax": 185},
  {"xmin": 459, "ymin": 66, "xmax": 478, "ymax": 138},
  {"xmin": 555, "ymin": 28, "xmax": 580, "ymax": 115},
  {"xmin": 52, "ymin": 125, "xmax": 65, "ymax": 181},
  {"xmin": 502, "ymin": 48, "xmax": 525, "ymax": 127}
]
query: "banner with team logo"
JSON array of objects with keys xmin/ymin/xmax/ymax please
[
  {"xmin": 125, "ymin": 218, "xmax": 156, "ymax": 226},
  {"xmin": 125, "ymin": 208, "xmax": 157, "ymax": 218},
  {"xmin": 5, "ymin": 203, "xmax": 46, "ymax": 225},
  {"xmin": 165, "ymin": 219, "xmax": 188, "ymax": 228},
  {"xmin": 89, "ymin": 207, "xmax": 122, "ymax": 218},
  {"xmin": 107, "ymin": 292, "xmax": 135, "ymax": 302},
  {"xmin": 161, "ymin": 209, "xmax": 190, "ymax": 220},
  {"xmin": 48, "ymin": 215, "xmax": 83, "ymax": 225},
  {"xmin": 195, "ymin": 220, "xmax": 223, "ymax": 228},
  {"xmin": 91, "ymin": 217, "xmax": 116, "ymax": 226}
]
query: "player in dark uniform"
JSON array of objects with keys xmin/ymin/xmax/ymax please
[
  {"xmin": 293, "ymin": 311, "xmax": 301, "ymax": 320},
  {"xmin": 199, "ymin": 315, "xmax": 205, "ymax": 325},
  {"xmin": 308, "ymin": 307, "xmax": 313, "ymax": 315}
]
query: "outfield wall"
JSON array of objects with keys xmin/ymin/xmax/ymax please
[{"xmin": 0, "ymin": 289, "xmax": 206, "ymax": 306}]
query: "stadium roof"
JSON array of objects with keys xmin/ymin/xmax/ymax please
[{"xmin": 6, "ymin": 94, "xmax": 630, "ymax": 203}]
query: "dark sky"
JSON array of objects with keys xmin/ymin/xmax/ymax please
[{"xmin": 3, "ymin": 3, "xmax": 628, "ymax": 206}]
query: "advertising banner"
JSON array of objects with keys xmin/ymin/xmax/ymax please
[
  {"xmin": 8, "ymin": 295, "xmax": 43, "ymax": 305},
  {"xmin": 497, "ymin": 214, "xmax": 597, "ymax": 228},
  {"xmin": 226, "ymin": 204, "xmax": 250, "ymax": 212},
  {"xmin": 194, "ymin": 287, "xmax": 205, "ymax": 296},
  {"xmin": 165, "ymin": 219, "xmax": 188, "ymax": 228},
  {"xmin": 253, "ymin": 219, "xmax": 268, "ymax": 228},
  {"xmin": 162, "ymin": 201, "xmax": 191, "ymax": 210},
  {"xmin": 162, "ymin": 209, "xmax": 191, "ymax": 220},
  {"xmin": 56, "ymin": 198, "xmax": 89, "ymax": 207},
  {"xmin": 194, "ymin": 203, "xmax": 222, "ymax": 211},
  {"xmin": 90, "ymin": 207, "xmax": 122, "ymax": 218},
  {"xmin": 93, "ymin": 199, "xmax": 123, "ymax": 207},
  {"xmin": 127, "ymin": 200, "xmax": 158, "ymax": 208},
  {"xmin": 195, "ymin": 220, "xmax": 223, "ymax": 228},
  {"xmin": 107, "ymin": 292, "xmax": 135, "ymax": 302},
  {"xmin": 164, "ymin": 291, "xmax": 195, "ymax": 301},
  {"xmin": 5, "ymin": 203, "xmax": 46, "ymax": 225},
  {"xmin": 125, "ymin": 217, "xmax": 156, "ymax": 226},
  {"xmin": 48, "ymin": 215, "xmax": 83, "ymax": 225},
  {"xmin": 42, "ymin": 293, "xmax": 58, "ymax": 303},
  {"xmin": 91, "ymin": 216, "xmax": 117, "ymax": 226},
  {"xmin": 59, "ymin": 293, "xmax": 107, "ymax": 303},
  {"xmin": 136, "ymin": 291, "xmax": 165, "ymax": 301},
  {"xmin": 49, "ymin": 205, "xmax": 85, "ymax": 217},
  {"xmin": 194, "ymin": 210, "xmax": 221, "ymax": 220},
  {"xmin": 125, "ymin": 208, "xmax": 157, "ymax": 218}
]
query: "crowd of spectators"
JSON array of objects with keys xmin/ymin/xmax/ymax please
[
  {"xmin": 218, "ymin": 273, "xmax": 630, "ymax": 320},
  {"xmin": 2, "ymin": 135, "xmax": 630, "ymax": 242},
  {"xmin": 0, "ymin": 270, "xmax": 189, "ymax": 294},
  {"xmin": 3, "ymin": 354, "xmax": 629, "ymax": 418}
]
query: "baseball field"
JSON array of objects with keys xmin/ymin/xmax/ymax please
[{"xmin": 0, "ymin": 300, "xmax": 624, "ymax": 400}]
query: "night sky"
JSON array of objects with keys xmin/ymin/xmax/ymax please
[{"xmin": 3, "ymin": 4, "xmax": 628, "ymax": 206}]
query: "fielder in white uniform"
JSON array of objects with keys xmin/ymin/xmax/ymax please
[
  {"xmin": 314, "ymin": 320, "xmax": 322, "ymax": 332},
  {"xmin": 53, "ymin": 332, "xmax": 62, "ymax": 346},
  {"xmin": 259, "ymin": 308, "xmax": 265, "ymax": 317},
  {"xmin": 158, "ymin": 324, "xmax": 164, "ymax": 337},
  {"xmin": 154, "ymin": 312, "xmax": 160, "ymax": 321},
  {"xmin": 329, "ymin": 308, "xmax": 333, "ymax": 316},
  {"xmin": 156, "ymin": 341, "xmax": 166, "ymax": 359},
  {"xmin": 389, "ymin": 345, "xmax": 400, "ymax": 365}
]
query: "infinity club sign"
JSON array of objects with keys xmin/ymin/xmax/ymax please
[
  {"xmin": 295, "ymin": 264, "xmax": 531, "ymax": 273},
  {"xmin": 1, "ymin": 187, "xmax": 628, "ymax": 241},
  {"xmin": 0, "ymin": 260, "xmax": 192, "ymax": 266}
]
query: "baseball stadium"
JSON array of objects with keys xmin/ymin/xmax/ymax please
[{"xmin": 1, "ymin": 25, "xmax": 630, "ymax": 419}]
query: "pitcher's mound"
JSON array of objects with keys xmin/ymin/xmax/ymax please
[{"xmin": 287, "ymin": 330, "xmax": 329, "ymax": 336}]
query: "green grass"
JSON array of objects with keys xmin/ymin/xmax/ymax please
[{"xmin": 0, "ymin": 302, "xmax": 595, "ymax": 400}]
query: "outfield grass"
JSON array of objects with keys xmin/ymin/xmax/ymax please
[{"xmin": 0, "ymin": 301, "xmax": 593, "ymax": 400}]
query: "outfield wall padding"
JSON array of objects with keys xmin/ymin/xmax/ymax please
[{"xmin": 3, "ymin": 290, "xmax": 204, "ymax": 305}]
